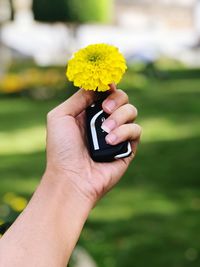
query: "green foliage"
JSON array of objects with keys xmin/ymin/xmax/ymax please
[
  {"xmin": 32, "ymin": 0, "xmax": 113, "ymax": 23},
  {"xmin": 65, "ymin": 0, "xmax": 112, "ymax": 23},
  {"xmin": 32, "ymin": 0, "xmax": 68, "ymax": 22}
]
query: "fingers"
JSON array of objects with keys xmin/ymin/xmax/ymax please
[
  {"xmin": 102, "ymin": 88, "xmax": 129, "ymax": 114},
  {"xmin": 48, "ymin": 88, "xmax": 96, "ymax": 118},
  {"xmin": 101, "ymin": 87, "xmax": 141, "ymax": 149},
  {"xmin": 105, "ymin": 123, "xmax": 142, "ymax": 146},
  {"xmin": 101, "ymin": 104, "xmax": 138, "ymax": 133}
]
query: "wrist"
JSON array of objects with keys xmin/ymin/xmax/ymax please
[{"xmin": 41, "ymin": 169, "xmax": 93, "ymax": 215}]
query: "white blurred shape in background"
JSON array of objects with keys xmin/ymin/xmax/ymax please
[{"xmin": 1, "ymin": 0, "xmax": 200, "ymax": 66}]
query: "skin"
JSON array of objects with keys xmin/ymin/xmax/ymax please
[{"xmin": 0, "ymin": 84, "xmax": 141, "ymax": 267}]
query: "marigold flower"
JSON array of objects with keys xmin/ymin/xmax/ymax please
[{"xmin": 66, "ymin": 43, "xmax": 127, "ymax": 91}]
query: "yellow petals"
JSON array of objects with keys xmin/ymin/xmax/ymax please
[{"xmin": 66, "ymin": 43, "xmax": 127, "ymax": 92}]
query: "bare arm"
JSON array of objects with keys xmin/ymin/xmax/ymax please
[{"xmin": 0, "ymin": 85, "xmax": 141, "ymax": 266}]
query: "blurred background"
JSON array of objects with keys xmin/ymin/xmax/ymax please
[{"xmin": 0, "ymin": 0, "xmax": 200, "ymax": 266}]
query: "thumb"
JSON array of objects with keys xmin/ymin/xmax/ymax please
[
  {"xmin": 109, "ymin": 83, "xmax": 117, "ymax": 92},
  {"xmin": 52, "ymin": 88, "xmax": 96, "ymax": 117}
]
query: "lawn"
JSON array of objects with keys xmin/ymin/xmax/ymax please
[{"xmin": 0, "ymin": 69, "xmax": 200, "ymax": 267}]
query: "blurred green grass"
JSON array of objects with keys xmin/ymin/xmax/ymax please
[{"xmin": 0, "ymin": 70, "xmax": 200, "ymax": 266}]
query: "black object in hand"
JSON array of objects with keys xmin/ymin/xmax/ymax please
[{"xmin": 86, "ymin": 99, "xmax": 132, "ymax": 162}]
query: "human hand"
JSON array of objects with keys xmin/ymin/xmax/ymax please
[
  {"xmin": 0, "ymin": 86, "xmax": 141, "ymax": 267},
  {"xmin": 45, "ymin": 84, "xmax": 141, "ymax": 205}
]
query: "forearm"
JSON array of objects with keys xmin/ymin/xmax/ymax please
[{"xmin": 0, "ymin": 172, "xmax": 92, "ymax": 267}]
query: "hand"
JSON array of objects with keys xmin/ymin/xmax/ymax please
[
  {"xmin": 0, "ymin": 85, "xmax": 142, "ymax": 267},
  {"xmin": 45, "ymin": 84, "xmax": 141, "ymax": 205}
]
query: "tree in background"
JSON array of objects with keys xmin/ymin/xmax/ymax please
[
  {"xmin": 32, "ymin": 0, "xmax": 113, "ymax": 52},
  {"xmin": 33, "ymin": 0, "xmax": 112, "ymax": 23},
  {"xmin": 8, "ymin": 0, "xmax": 14, "ymax": 20}
]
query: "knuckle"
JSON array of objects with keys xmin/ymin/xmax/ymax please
[
  {"xmin": 47, "ymin": 112, "xmax": 52, "ymax": 121},
  {"xmin": 133, "ymin": 106, "xmax": 138, "ymax": 117},
  {"xmin": 140, "ymin": 126, "xmax": 143, "ymax": 135},
  {"xmin": 135, "ymin": 124, "xmax": 142, "ymax": 134},
  {"xmin": 47, "ymin": 110, "xmax": 56, "ymax": 121},
  {"xmin": 117, "ymin": 89, "xmax": 129, "ymax": 102},
  {"xmin": 127, "ymin": 104, "xmax": 138, "ymax": 117}
]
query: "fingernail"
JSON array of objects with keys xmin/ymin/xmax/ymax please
[
  {"xmin": 104, "ymin": 99, "xmax": 116, "ymax": 112},
  {"xmin": 101, "ymin": 119, "xmax": 116, "ymax": 133},
  {"xmin": 106, "ymin": 133, "xmax": 117, "ymax": 144}
]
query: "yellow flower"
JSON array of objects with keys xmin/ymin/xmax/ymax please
[
  {"xmin": 0, "ymin": 74, "xmax": 24, "ymax": 93},
  {"xmin": 3, "ymin": 192, "xmax": 27, "ymax": 212},
  {"xmin": 66, "ymin": 43, "xmax": 127, "ymax": 91}
]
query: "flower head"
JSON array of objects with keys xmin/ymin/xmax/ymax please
[{"xmin": 66, "ymin": 43, "xmax": 127, "ymax": 91}]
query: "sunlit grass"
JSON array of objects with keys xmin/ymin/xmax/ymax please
[
  {"xmin": 141, "ymin": 117, "xmax": 200, "ymax": 142},
  {"xmin": 0, "ymin": 126, "xmax": 45, "ymax": 155}
]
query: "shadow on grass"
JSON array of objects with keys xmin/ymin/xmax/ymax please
[
  {"xmin": 0, "ymin": 88, "xmax": 76, "ymax": 133},
  {"xmin": 127, "ymin": 80, "xmax": 200, "ymax": 122},
  {"xmin": 166, "ymin": 69, "xmax": 200, "ymax": 80},
  {"xmin": 123, "ymin": 136, "xmax": 200, "ymax": 190},
  {"xmin": 0, "ymin": 97, "xmax": 57, "ymax": 133},
  {"xmin": 0, "ymin": 151, "xmax": 45, "ymax": 195},
  {"xmin": 82, "ymin": 209, "xmax": 200, "ymax": 267}
]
